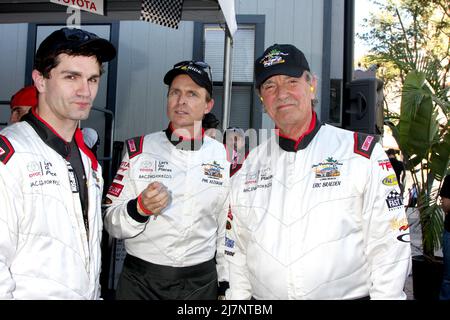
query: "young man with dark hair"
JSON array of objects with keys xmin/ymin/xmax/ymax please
[{"xmin": 0, "ymin": 27, "xmax": 116, "ymax": 299}]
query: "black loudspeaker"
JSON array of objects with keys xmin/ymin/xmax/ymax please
[{"xmin": 344, "ymin": 78, "xmax": 384, "ymax": 134}]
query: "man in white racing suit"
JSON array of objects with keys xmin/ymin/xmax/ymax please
[
  {"xmin": 225, "ymin": 44, "xmax": 411, "ymax": 300},
  {"xmin": 0, "ymin": 27, "xmax": 116, "ymax": 299},
  {"xmin": 104, "ymin": 61, "xmax": 230, "ymax": 299}
]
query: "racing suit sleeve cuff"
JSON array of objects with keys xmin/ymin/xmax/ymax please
[
  {"xmin": 127, "ymin": 198, "xmax": 150, "ymax": 223},
  {"xmin": 218, "ymin": 281, "xmax": 229, "ymax": 296}
]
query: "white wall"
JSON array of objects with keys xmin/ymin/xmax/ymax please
[
  {"xmin": 0, "ymin": 23, "xmax": 28, "ymax": 127},
  {"xmin": 330, "ymin": 0, "xmax": 345, "ymax": 79},
  {"xmin": 114, "ymin": 20, "xmax": 194, "ymax": 141},
  {"xmin": 0, "ymin": 0, "xmax": 346, "ymax": 139}
]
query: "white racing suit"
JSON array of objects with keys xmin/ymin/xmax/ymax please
[
  {"xmin": 103, "ymin": 129, "xmax": 230, "ymax": 287},
  {"xmin": 0, "ymin": 112, "xmax": 103, "ymax": 299},
  {"xmin": 226, "ymin": 112, "xmax": 411, "ymax": 300}
]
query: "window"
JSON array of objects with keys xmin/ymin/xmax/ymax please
[
  {"xmin": 194, "ymin": 15, "xmax": 265, "ymax": 131},
  {"xmin": 204, "ymin": 25, "xmax": 255, "ymax": 83}
]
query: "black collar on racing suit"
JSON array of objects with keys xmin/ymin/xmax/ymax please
[
  {"xmin": 275, "ymin": 111, "xmax": 322, "ymax": 152},
  {"xmin": 164, "ymin": 122, "xmax": 205, "ymax": 151},
  {"xmin": 22, "ymin": 108, "xmax": 93, "ymax": 237},
  {"xmin": 21, "ymin": 108, "xmax": 98, "ymax": 169},
  {"xmin": 22, "ymin": 109, "xmax": 73, "ymax": 160}
]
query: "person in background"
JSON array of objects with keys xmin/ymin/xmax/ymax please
[
  {"xmin": 386, "ymin": 148, "xmax": 405, "ymax": 193},
  {"xmin": 202, "ymin": 112, "xmax": 220, "ymax": 140},
  {"xmin": 104, "ymin": 60, "xmax": 230, "ymax": 300},
  {"xmin": 9, "ymin": 85, "xmax": 38, "ymax": 124},
  {"xmin": 225, "ymin": 43, "xmax": 411, "ymax": 300},
  {"xmin": 440, "ymin": 174, "xmax": 450, "ymax": 300},
  {"xmin": 407, "ymin": 183, "xmax": 418, "ymax": 208},
  {"xmin": 82, "ymin": 127, "xmax": 100, "ymax": 158},
  {"xmin": 0, "ymin": 27, "xmax": 116, "ymax": 299},
  {"xmin": 223, "ymin": 127, "xmax": 247, "ymax": 177}
]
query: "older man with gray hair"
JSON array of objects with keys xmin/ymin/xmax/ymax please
[{"xmin": 225, "ymin": 44, "xmax": 411, "ymax": 300}]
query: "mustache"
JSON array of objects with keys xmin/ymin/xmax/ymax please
[
  {"xmin": 173, "ymin": 107, "xmax": 190, "ymax": 112},
  {"xmin": 275, "ymin": 99, "xmax": 298, "ymax": 108}
]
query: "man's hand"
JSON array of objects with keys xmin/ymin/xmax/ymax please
[{"xmin": 137, "ymin": 182, "xmax": 170, "ymax": 216}]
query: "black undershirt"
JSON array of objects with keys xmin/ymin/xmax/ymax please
[
  {"xmin": 22, "ymin": 112, "xmax": 89, "ymax": 238},
  {"xmin": 68, "ymin": 139, "xmax": 89, "ymax": 235}
]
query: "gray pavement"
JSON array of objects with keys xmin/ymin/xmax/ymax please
[
  {"xmin": 402, "ymin": 207, "xmax": 443, "ymax": 300},
  {"xmin": 404, "ymin": 207, "xmax": 419, "ymax": 300},
  {"xmin": 404, "ymin": 274, "xmax": 414, "ymax": 300}
]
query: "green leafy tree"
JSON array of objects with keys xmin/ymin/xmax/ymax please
[
  {"xmin": 358, "ymin": 0, "xmax": 449, "ymax": 112},
  {"xmin": 358, "ymin": 0, "xmax": 449, "ymax": 258}
]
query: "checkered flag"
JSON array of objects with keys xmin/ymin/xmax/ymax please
[
  {"xmin": 140, "ymin": 0, "xmax": 184, "ymax": 29},
  {"xmin": 386, "ymin": 189, "xmax": 403, "ymax": 210},
  {"xmin": 387, "ymin": 190, "xmax": 401, "ymax": 200}
]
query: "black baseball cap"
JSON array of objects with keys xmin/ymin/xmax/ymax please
[
  {"xmin": 35, "ymin": 27, "xmax": 116, "ymax": 67},
  {"xmin": 164, "ymin": 61, "xmax": 213, "ymax": 96},
  {"xmin": 254, "ymin": 44, "xmax": 310, "ymax": 89}
]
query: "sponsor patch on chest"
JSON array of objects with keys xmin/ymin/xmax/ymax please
[
  {"xmin": 137, "ymin": 160, "xmax": 173, "ymax": 179},
  {"xmin": 242, "ymin": 167, "xmax": 272, "ymax": 192},
  {"xmin": 201, "ymin": 161, "xmax": 225, "ymax": 185},
  {"xmin": 311, "ymin": 157, "xmax": 343, "ymax": 188},
  {"xmin": 28, "ymin": 160, "xmax": 60, "ymax": 188}
]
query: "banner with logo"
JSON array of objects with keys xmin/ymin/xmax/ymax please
[{"xmin": 50, "ymin": 0, "xmax": 104, "ymax": 16}]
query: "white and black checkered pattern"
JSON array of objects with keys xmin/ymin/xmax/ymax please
[
  {"xmin": 386, "ymin": 190, "xmax": 401, "ymax": 200},
  {"xmin": 140, "ymin": 0, "xmax": 184, "ymax": 29},
  {"xmin": 386, "ymin": 189, "xmax": 403, "ymax": 210}
]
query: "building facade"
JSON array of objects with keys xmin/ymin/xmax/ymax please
[{"xmin": 0, "ymin": 0, "xmax": 348, "ymax": 166}]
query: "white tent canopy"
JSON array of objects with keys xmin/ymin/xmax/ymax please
[{"xmin": 0, "ymin": 0, "xmax": 236, "ymax": 35}]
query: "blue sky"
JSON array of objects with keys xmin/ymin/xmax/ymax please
[{"xmin": 354, "ymin": 0, "xmax": 380, "ymax": 60}]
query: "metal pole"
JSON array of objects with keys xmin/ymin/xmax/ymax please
[
  {"xmin": 221, "ymin": 28, "xmax": 233, "ymax": 131},
  {"xmin": 342, "ymin": 0, "xmax": 355, "ymax": 130}
]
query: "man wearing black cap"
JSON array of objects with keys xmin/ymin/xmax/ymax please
[
  {"xmin": 104, "ymin": 61, "xmax": 230, "ymax": 300},
  {"xmin": 0, "ymin": 27, "xmax": 116, "ymax": 299},
  {"xmin": 225, "ymin": 44, "xmax": 411, "ymax": 300}
]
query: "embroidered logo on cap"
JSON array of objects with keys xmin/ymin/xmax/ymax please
[{"xmin": 260, "ymin": 49, "xmax": 289, "ymax": 68}]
